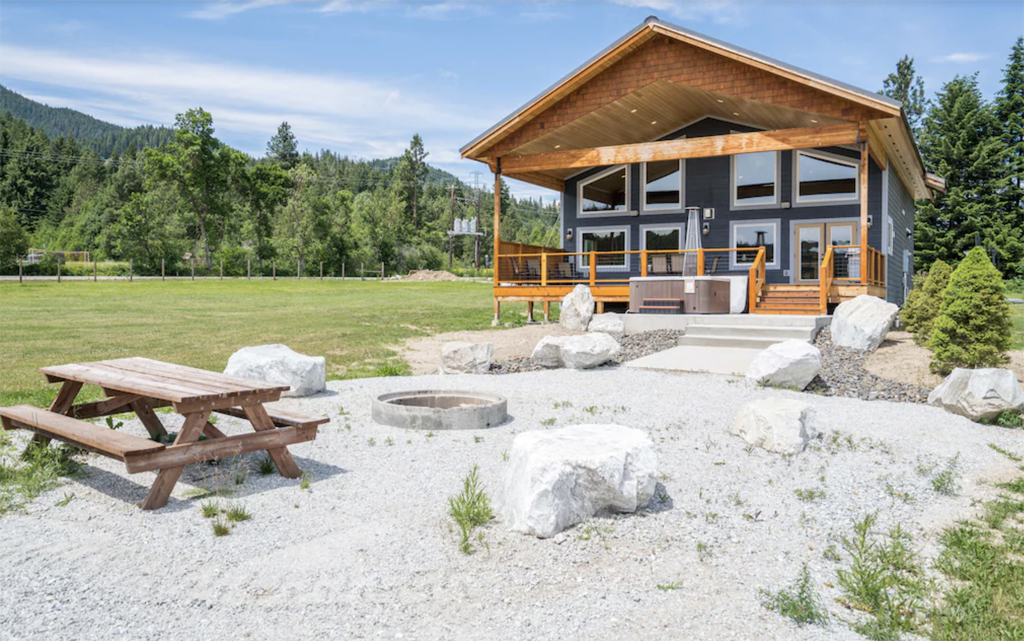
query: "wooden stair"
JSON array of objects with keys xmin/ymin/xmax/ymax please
[{"xmin": 754, "ymin": 284, "xmax": 822, "ymax": 315}]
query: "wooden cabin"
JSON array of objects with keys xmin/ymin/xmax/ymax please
[{"xmin": 461, "ymin": 16, "xmax": 945, "ymax": 320}]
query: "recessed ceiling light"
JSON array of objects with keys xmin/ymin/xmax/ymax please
[
  {"xmin": 716, "ymin": 99, "xmax": 724, "ymax": 103},
  {"xmin": 630, "ymin": 108, "xmax": 638, "ymax": 113},
  {"xmin": 554, "ymin": 144, "xmax": 561, "ymax": 149},
  {"xmin": 810, "ymin": 119, "xmax": 818, "ymax": 124},
  {"xmin": 733, "ymin": 112, "xmax": 739, "ymax": 116},
  {"xmin": 651, "ymin": 120, "xmax": 658, "ymax": 125}
]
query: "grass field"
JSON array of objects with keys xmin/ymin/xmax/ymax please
[
  {"xmin": 0, "ymin": 280, "xmax": 534, "ymax": 407},
  {"xmin": 1013, "ymin": 304, "xmax": 1024, "ymax": 351}
]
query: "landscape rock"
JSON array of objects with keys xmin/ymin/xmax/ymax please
[
  {"xmin": 440, "ymin": 341, "xmax": 493, "ymax": 374},
  {"xmin": 587, "ymin": 313, "xmax": 626, "ymax": 342},
  {"xmin": 927, "ymin": 368, "xmax": 1024, "ymax": 421},
  {"xmin": 224, "ymin": 344, "xmax": 326, "ymax": 397},
  {"xmin": 731, "ymin": 398, "xmax": 818, "ymax": 454},
  {"xmin": 560, "ymin": 284, "xmax": 594, "ymax": 331},
  {"xmin": 831, "ymin": 295, "xmax": 899, "ymax": 351},
  {"xmin": 746, "ymin": 340, "xmax": 822, "ymax": 390},
  {"xmin": 501, "ymin": 424, "xmax": 658, "ymax": 538},
  {"xmin": 530, "ymin": 333, "xmax": 621, "ymax": 369}
]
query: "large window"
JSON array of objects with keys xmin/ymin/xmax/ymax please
[
  {"xmin": 642, "ymin": 158, "xmax": 684, "ymax": 212},
  {"xmin": 730, "ymin": 220, "xmax": 779, "ymax": 268},
  {"xmin": 579, "ymin": 166, "xmax": 629, "ymax": 216},
  {"xmin": 796, "ymin": 151, "xmax": 858, "ymax": 204},
  {"xmin": 641, "ymin": 225, "xmax": 683, "ymax": 251},
  {"xmin": 732, "ymin": 151, "xmax": 778, "ymax": 208},
  {"xmin": 579, "ymin": 227, "xmax": 629, "ymax": 270}
]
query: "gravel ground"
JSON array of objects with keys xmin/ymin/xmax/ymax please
[
  {"xmin": 1, "ymin": 367, "xmax": 1021, "ymax": 641},
  {"xmin": 806, "ymin": 328, "xmax": 933, "ymax": 403},
  {"xmin": 488, "ymin": 330, "xmax": 685, "ymax": 374}
]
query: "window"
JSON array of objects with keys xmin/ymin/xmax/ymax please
[
  {"xmin": 795, "ymin": 151, "xmax": 858, "ymax": 204},
  {"xmin": 732, "ymin": 151, "xmax": 778, "ymax": 208},
  {"xmin": 579, "ymin": 227, "xmax": 629, "ymax": 270},
  {"xmin": 578, "ymin": 166, "xmax": 629, "ymax": 216},
  {"xmin": 642, "ymin": 158, "xmax": 683, "ymax": 212},
  {"xmin": 730, "ymin": 220, "xmax": 779, "ymax": 268},
  {"xmin": 641, "ymin": 225, "xmax": 683, "ymax": 251}
]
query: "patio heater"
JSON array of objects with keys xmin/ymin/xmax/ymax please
[{"xmin": 681, "ymin": 207, "xmax": 702, "ymax": 276}]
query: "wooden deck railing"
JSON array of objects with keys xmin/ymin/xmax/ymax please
[
  {"xmin": 819, "ymin": 244, "xmax": 886, "ymax": 313},
  {"xmin": 819, "ymin": 246, "xmax": 837, "ymax": 315},
  {"xmin": 747, "ymin": 247, "xmax": 767, "ymax": 314}
]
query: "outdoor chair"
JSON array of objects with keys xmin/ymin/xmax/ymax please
[
  {"xmin": 651, "ymin": 254, "xmax": 670, "ymax": 275},
  {"xmin": 525, "ymin": 259, "xmax": 542, "ymax": 281},
  {"xmin": 556, "ymin": 261, "xmax": 581, "ymax": 280}
]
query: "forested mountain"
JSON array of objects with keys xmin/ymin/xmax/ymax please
[
  {"xmin": 0, "ymin": 85, "xmax": 174, "ymax": 156},
  {"xmin": 0, "ymin": 106, "xmax": 560, "ymax": 276}
]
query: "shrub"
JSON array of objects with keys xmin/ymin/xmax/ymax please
[
  {"xmin": 448, "ymin": 465, "xmax": 493, "ymax": 554},
  {"xmin": 760, "ymin": 564, "xmax": 829, "ymax": 626},
  {"xmin": 928, "ymin": 248, "xmax": 1012, "ymax": 374},
  {"xmin": 902, "ymin": 260, "xmax": 952, "ymax": 345}
]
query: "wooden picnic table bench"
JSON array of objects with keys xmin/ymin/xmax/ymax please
[{"xmin": 0, "ymin": 357, "xmax": 329, "ymax": 510}]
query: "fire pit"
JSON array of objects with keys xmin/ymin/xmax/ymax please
[{"xmin": 371, "ymin": 390, "xmax": 508, "ymax": 431}]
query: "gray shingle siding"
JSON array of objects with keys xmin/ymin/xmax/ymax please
[{"xmin": 561, "ymin": 117, "xmax": 889, "ymax": 286}]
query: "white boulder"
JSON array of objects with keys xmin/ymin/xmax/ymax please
[
  {"xmin": 530, "ymin": 333, "xmax": 620, "ymax": 369},
  {"xmin": 588, "ymin": 313, "xmax": 626, "ymax": 342},
  {"xmin": 440, "ymin": 341, "xmax": 493, "ymax": 374},
  {"xmin": 224, "ymin": 344, "xmax": 326, "ymax": 397},
  {"xmin": 746, "ymin": 340, "xmax": 822, "ymax": 390},
  {"xmin": 560, "ymin": 284, "xmax": 594, "ymax": 331},
  {"xmin": 831, "ymin": 295, "xmax": 899, "ymax": 351},
  {"xmin": 731, "ymin": 398, "xmax": 818, "ymax": 455},
  {"xmin": 928, "ymin": 368, "xmax": 1024, "ymax": 421},
  {"xmin": 501, "ymin": 424, "xmax": 658, "ymax": 538}
]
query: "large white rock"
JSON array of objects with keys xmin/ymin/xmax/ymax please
[
  {"xmin": 224, "ymin": 344, "xmax": 326, "ymax": 397},
  {"xmin": 746, "ymin": 340, "xmax": 822, "ymax": 390},
  {"xmin": 501, "ymin": 424, "xmax": 658, "ymax": 538},
  {"xmin": 588, "ymin": 313, "xmax": 626, "ymax": 342},
  {"xmin": 440, "ymin": 341, "xmax": 493, "ymax": 374},
  {"xmin": 831, "ymin": 295, "xmax": 899, "ymax": 351},
  {"xmin": 560, "ymin": 284, "xmax": 594, "ymax": 331},
  {"xmin": 928, "ymin": 368, "xmax": 1024, "ymax": 421},
  {"xmin": 530, "ymin": 333, "xmax": 620, "ymax": 369},
  {"xmin": 731, "ymin": 398, "xmax": 818, "ymax": 455}
]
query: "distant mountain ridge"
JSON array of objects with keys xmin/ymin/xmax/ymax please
[{"xmin": 0, "ymin": 85, "xmax": 174, "ymax": 156}]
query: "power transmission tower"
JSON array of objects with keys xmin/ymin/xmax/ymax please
[{"xmin": 448, "ymin": 184, "xmax": 456, "ymax": 268}]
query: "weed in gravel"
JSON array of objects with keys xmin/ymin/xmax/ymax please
[
  {"xmin": 385, "ymin": 437, "xmax": 394, "ymax": 446},
  {"xmin": 794, "ymin": 488, "xmax": 827, "ymax": 502},
  {"xmin": 696, "ymin": 541, "xmax": 712, "ymax": 563},
  {"xmin": 501, "ymin": 451, "xmax": 509, "ymax": 462},
  {"xmin": 200, "ymin": 500, "xmax": 219, "ymax": 518},
  {"xmin": 212, "ymin": 517, "xmax": 230, "ymax": 536},
  {"xmin": 473, "ymin": 436, "xmax": 484, "ymax": 443},
  {"xmin": 54, "ymin": 492, "xmax": 74, "ymax": 507},
  {"xmin": 823, "ymin": 545, "xmax": 841, "ymax": 562},
  {"xmin": 225, "ymin": 504, "xmax": 251, "ymax": 523},
  {"xmin": 931, "ymin": 454, "xmax": 961, "ymax": 495},
  {"xmin": 0, "ymin": 442, "xmax": 81, "ymax": 516},
  {"xmin": 980, "ymin": 410, "xmax": 1024, "ymax": 429},
  {"xmin": 881, "ymin": 476, "xmax": 915, "ymax": 504},
  {"xmin": 728, "ymin": 492, "xmax": 746, "ymax": 506},
  {"xmin": 656, "ymin": 582, "xmax": 682, "ymax": 591},
  {"xmin": 448, "ymin": 465, "xmax": 493, "ymax": 554},
  {"xmin": 300, "ymin": 472, "xmax": 311, "ymax": 490},
  {"xmin": 256, "ymin": 455, "xmax": 276, "ymax": 476},
  {"xmin": 988, "ymin": 443, "xmax": 1022, "ymax": 462},
  {"xmin": 540, "ymin": 418, "xmax": 556, "ymax": 426},
  {"xmin": 367, "ymin": 437, "xmax": 376, "ymax": 447},
  {"xmin": 553, "ymin": 400, "xmax": 572, "ymax": 409},
  {"xmin": 760, "ymin": 564, "xmax": 829, "ymax": 626}
]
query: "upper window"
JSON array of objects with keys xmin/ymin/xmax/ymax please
[
  {"xmin": 730, "ymin": 220, "xmax": 779, "ymax": 269},
  {"xmin": 796, "ymin": 151, "xmax": 858, "ymax": 204},
  {"xmin": 641, "ymin": 226, "xmax": 682, "ymax": 251},
  {"xmin": 579, "ymin": 227, "xmax": 629, "ymax": 270},
  {"xmin": 642, "ymin": 158, "xmax": 684, "ymax": 212},
  {"xmin": 579, "ymin": 166, "xmax": 628, "ymax": 216},
  {"xmin": 732, "ymin": 151, "xmax": 778, "ymax": 208}
]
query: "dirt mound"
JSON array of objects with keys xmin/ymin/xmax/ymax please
[{"xmin": 403, "ymin": 270, "xmax": 461, "ymax": 282}]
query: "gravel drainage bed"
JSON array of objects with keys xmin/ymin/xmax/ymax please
[
  {"xmin": 488, "ymin": 329, "xmax": 685, "ymax": 374},
  {"xmin": 806, "ymin": 328, "xmax": 932, "ymax": 403}
]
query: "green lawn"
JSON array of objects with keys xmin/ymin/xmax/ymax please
[
  {"xmin": 1012, "ymin": 303, "xmax": 1024, "ymax": 351},
  {"xmin": 0, "ymin": 279, "xmax": 529, "ymax": 407}
]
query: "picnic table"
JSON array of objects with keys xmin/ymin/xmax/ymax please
[{"xmin": 0, "ymin": 357, "xmax": 328, "ymax": 509}]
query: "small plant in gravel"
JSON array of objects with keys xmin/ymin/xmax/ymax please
[
  {"xmin": 501, "ymin": 451, "xmax": 508, "ymax": 462},
  {"xmin": 656, "ymin": 582, "xmax": 682, "ymax": 591},
  {"xmin": 225, "ymin": 504, "xmax": 251, "ymax": 523},
  {"xmin": 212, "ymin": 517, "xmax": 230, "ymax": 537},
  {"xmin": 988, "ymin": 443, "xmax": 1021, "ymax": 461},
  {"xmin": 794, "ymin": 488, "xmax": 827, "ymax": 502},
  {"xmin": 930, "ymin": 454, "xmax": 961, "ymax": 496},
  {"xmin": 385, "ymin": 437, "xmax": 394, "ymax": 446},
  {"xmin": 256, "ymin": 455, "xmax": 276, "ymax": 476},
  {"xmin": 448, "ymin": 465, "xmax": 493, "ymax": 554},
  {"xmin": 759, "ymin": 564, "xmax": 829, "ymax": 626},
  {"xmin": 300, "ymin": 472, "xmax": 312, "ymax": 490},
  {"xmin": 104, "ymin": 416, "xmax": 124, "ymax": 431},
  {"xmin": 0, "ymin": 441, "xmax": 81, "ymax": 516},
  {"xmin": 473, "ymin": 436, "xmax": 484, "ymax": 443},
  {"xmin": 54, "ymin": 492, "xmax": 74, "ymax": 507},
  {"xmin": 200, "ymin": 500, "xmax": 219, "ymax": 518},
  {"xmin": 696, "ymin": 541, "xmax": 712, "ymax": 562},
  {"xmin": 823, "ymin": 545, "xmax": 841, "ymax": 562},
  {"xmin": 983, "ymin": 410, "xmax": 1024, "ymax": 429},
  {"xmin": 540, "ymin": 418, "xmax": 556, "ymax": 426},
  {"xmin": 367, "ymin": 437, "xmax": 376, "ymax": 446}
]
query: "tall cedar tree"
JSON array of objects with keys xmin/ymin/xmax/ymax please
[
  {"xmin": 396, "ymin": 134, "xmax": 428, "ymax": 229},
  {"xmin": 267, "ymin": 122, "xmax": 299, "ymax": 170},
  {"xmin": 995, "ymin": 37, "xmax": 1024, "ymax": 275},
  {"xmin": 880, "ymin": 55, "xmax": 927, "ymax": 134},
  {"xmin": 915, "ymin": 75, "xmax": 1019, "ymax": 275}
]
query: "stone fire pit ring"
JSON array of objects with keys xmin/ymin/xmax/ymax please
[{"xmin": 371, "ymin": 390, "xmax": 508, "ymax": 431}]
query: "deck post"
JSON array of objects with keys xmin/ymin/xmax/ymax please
[
  {"xmin": 492, "ymin": 159, "xmax": 502, "ymax": 326},
  {"xmin": 543, "ymin": 301, "xmax": 550, "ymax": 322},
  {"xmin": 697, "ymin": 248, "xmax": 705, "ymax": 276},
  {"xmin": 859, "ymin": 128, "xmax": 869, "ymax": 285},
  {"xmin": 640, "ymin": 250, "xmax": 648, "ymax": 277},
  {"xmin": 589, "ymin": 251, "xmax": 596, "ymax": 287},
  {"xmin": 527, "ymin": 301, "xmax": 535, "ymax": 323},
  {"xmin": 540, "ymin": 253, "xmax": 548, "ymax": 286}
]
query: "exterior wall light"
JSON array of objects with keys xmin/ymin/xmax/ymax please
[{"xmin": 702, "ymin": 222, "xmax": 710, "ymax": 235}]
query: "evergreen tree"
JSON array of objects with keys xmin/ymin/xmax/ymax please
[
  {"xmin": 880, "ymin": 55, "xmax": 927, "ymax": 134},
  {"xmin": 267, "ymin": 122, "xmax": 299, "ymax": 169},
  {"xmin": 240, "ymin": 163, "xmax": 291, "ymax": 271},
  {"xmin": 901, "ymin": 259, "xmax": 951, "ymax": 345},
  {"xmin": 0, "ymin": 206, "xmax": 29, "ymax": 271},
  {"xmin": 396, "ymin": 134, "xmax": 428, "ymax": 229},
  {"xmin": 995, "ymin": 37, "xmax": 1024, "ymax": 275},
  {"xmin": 915, "ymin": 75, "xmax": 1019, "ymax": 275}
]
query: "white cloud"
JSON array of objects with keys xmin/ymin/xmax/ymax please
[
  {"xmin": 0, "ymin": 43, "xmax": 495, "ymax": 162},
  {"xmin": 439, "ymin": 69, "xmax": 459, "ymax": 81},
  {"xmin": 931, "ymin": 52, "xmax": 990, "ymax": 63},
  {"xmin": 187, "ymin": 0, "xmax": 299, "ymax": 20},
  {"xmin": 606, "ymin": 0, "xmax": 740, "ymax": 23}
]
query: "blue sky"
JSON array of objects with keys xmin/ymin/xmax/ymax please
[{"xmin": 1, "ymin": 1, "xmax": 1020, "ymax": 199}]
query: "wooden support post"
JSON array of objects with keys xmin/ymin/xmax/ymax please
[
  {"xmin": 596, "ymin": 301, "xmax": 605, "ymax": 314},
  {"xmin": 18, "ymin": 259, "xmax": 22, "ymax": 284},
  {"xmin": 220, "ymin": 258, "xmax": 223, "ymax": 279},
  {"xmin": 541, "ymin": 253, "xmax": 548, "ymax": 286},
  {"xmin": 297, "ymin": 261, "xmax": 301, "ymax": 279},
  {"xmin": 191, "ymin": 260, "xmax": 195, "ymax": 281},
  {"xmin": 29, "ymin": 380, "xmax": 83, "ymax": 448},
  {"xmin": 342, "ymin": 262, "xmax": 345, "ymax": 279},
  {"xmin": 527, "ymin": 301, "xmax": 535, "ymax": 323},
  {"xmin": 859, "ymin": 136, "xmax": 869, "ymax": 285},
  {"xmin": 141, "ymin": 410, "xmax": 210, "ymax": 510},
  {"xmin": 247, "ymin": 258, "xmax": 251, "ymax": 279},
  {"xmin": 320, "ymin": 262, "xmax": 323, "ymax": 280},
  {"xmin": 272, "ymin": 260, "xmax": 276, "ymax": 280},
  {"xmin": 493, "ymin": 159, "xmax": 501, "ymax": 326},
  {"xmin": 161, "ymin": 258, "xmax": 165, "ymax": 281},
  {"xmin": 360, "ymin": 263, "xmax": 364, "ymax": 281},
  {"xmin": 493, "ymin": 298, "xmax": 500, "ymax": 325},
  {"xmin": 697, "ymin": 248, "xmax": 705, "ymax": 276},
  {"xmin": 589, "ymin": 251, "xmax": 596, "ymax": 286},
  {"xmin": 57, "ymin": 259, "xmax": 61, "ymax": 283},
  {"xmin": 130, "ymin": 259, "xmax": 133, "ymax": 282},
  {"xmin": 640, "ymin": 250, "xmax": 648, "ymax": 277},
  {"xmin": 93, "ymin": 259, "xmax": 97, "ymax": 282},
  {"xmin": 543, "ymin": 301, "xmax": 550, "ymax": 323},
  {"xmin": 242, "ymin": 405, "xmax": 302, "ymax": 479},
  {"xmin": 381, "ymin": 262, "xmax": 384, "ymax": 280}
]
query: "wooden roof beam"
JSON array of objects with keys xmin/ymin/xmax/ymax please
[{"xmin": 501, "ymin": 123, "xmax": 859, "ymax": 174}]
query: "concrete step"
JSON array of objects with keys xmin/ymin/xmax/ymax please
[
  {"xmin": 683, "ymin": 314, "xmax": 826, "ymax": 327},
  {"xmin": 677, "ymin": 335, "xmax": 792, "ymax": 349},
  {"xmin": 683, "ymin": 324, "xmax": 815, "ymax": 340}
]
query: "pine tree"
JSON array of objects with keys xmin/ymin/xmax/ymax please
[
  {"xmin": 901, "ymin": 259, "xmax": 951, "ymax": 345},
  {"xmin": 915, "ymin": 75, "xmax": 1018, "ymax": 274},
  {"xmin": 267, "ymin": 122, "xmax": 299, "ymax": 169},
  {"xmin": 995, "ymin": 37, "xmax": 1024, "ymax": 276},
  {"xmin": 880, "ymin": 55, "xmax": 927, "ymax": 134},
  {"xmin": 396, "ymin": 134, "xmax": 428, "ymax": 229}
]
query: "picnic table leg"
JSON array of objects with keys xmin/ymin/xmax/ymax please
[
  {"xmin": 203, "ymin": 421, "xmax": 227, "ymax": 439},
  {"xmin": 242, "ymin": 404, "xmax": 303, "ymax": 478},
  {"xmin": 129, "ymin": 399, "xmax": 168, "ymax": 441},
  {"xmin": 141, "ymin": 411, "xmax": 210, "ymax": 510},
  {"xmin": 30, "ymin": 380, "xmax": 84, "ymax": 448}
]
